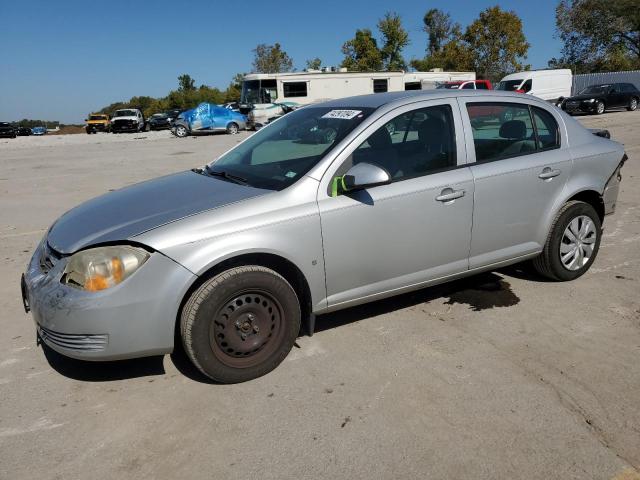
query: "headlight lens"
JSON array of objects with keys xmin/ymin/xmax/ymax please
[
  {"xmin": 62, "ymin": 246, "xmax": 149, "ymax": 292},
  {"xmin": 587, "ymin": 98, "xmax": 596, "ymax": 102}
]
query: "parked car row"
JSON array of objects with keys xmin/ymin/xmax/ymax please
[{"xmin": 0, "ymin": 123, "xmax": 48, "ymax": 138}]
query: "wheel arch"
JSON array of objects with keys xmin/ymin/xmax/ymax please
[{"xmin": 176, "ymin": 252, "xmax": 315, "ymax": 340}]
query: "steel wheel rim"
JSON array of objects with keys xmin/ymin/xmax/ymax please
[
  {"xmin": 176, "ymin": 126, "xmax": 186, "ymax": 136},
  {"xmin": 228, "ymin": 124, "xmax": 238, "ymax": 134},
  {"xmin": 597, "ymin": 102, "xmax": 605, "ymax": 114},
  {"xmin": 631, "ymin": 99, "xmax": 638, "ymax": 110},
  {"xmin": 560, "ymin": 215, "xmax": 597, "ymax": 271},
  {"xmin": 209, "ymin": 290, "xmax": 285, "ymax": 368}
]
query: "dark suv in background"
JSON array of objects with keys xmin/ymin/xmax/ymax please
[
  {"xmin": 0, "ymin": 122, "xmax": 17, "ymax": 138},
  {"xmin": 562, "ymin": 83, "xmax": 639, "ymax": 115}
]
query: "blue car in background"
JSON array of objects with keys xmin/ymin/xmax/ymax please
[
  {"xmin": 31, "ymin": 126, "xmax": 47, "ymax": 135},
  {"xmin": 172, "ymin": 103, "xmax": 247, "ymax": 137}
]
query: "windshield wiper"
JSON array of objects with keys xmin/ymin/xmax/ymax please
[{"xmin": 204, "ymin": 165, "xmax": 248, "ymax": 185}]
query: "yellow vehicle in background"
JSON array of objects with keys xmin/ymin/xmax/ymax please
[{"xmin": 85, "ymin": 113, "xmax": 110, "ymax": 134}]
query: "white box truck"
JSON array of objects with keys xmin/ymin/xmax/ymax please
[{"xmin": 496, "ymin": 69, "xmax": 572, "ymax": 103}]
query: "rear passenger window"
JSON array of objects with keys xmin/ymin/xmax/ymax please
[
  {"xmin": 532, "ymin": 106, "xmax": 560, "ymax": 150},
  {"xmin": 462, "ymin": 82, "xmax": 475, "ymax": 89},
  {"xmin": 476, "ymin": 82, "xmax": 489, "ymax": 90},
  {"xmin": 466, "ymin": 103, "xmax": 560, "ymax": 162},
  {"xmin": 343, "ymin": 104, "xmax": 457, "ymax": 183},
  {"xmin": 467, "ymin": 103, "xmax": 535, "ymax": 162}
]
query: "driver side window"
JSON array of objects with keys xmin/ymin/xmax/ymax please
[{"xmin": 339, "ymin": 105, "xmax": 457, "ymax": 183}]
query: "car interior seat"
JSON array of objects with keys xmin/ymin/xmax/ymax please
[{"xmin": 499, "ymin": 120, "xmax": 536, "ymax": 156}]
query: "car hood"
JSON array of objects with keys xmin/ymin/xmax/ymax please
[
  {"xmin": 112, "ymin": 116, "xmax": 138, "ymax": 121},
  {"xmin": 47, "ymin": 170, "xmax": 271, "ymax": 254}
]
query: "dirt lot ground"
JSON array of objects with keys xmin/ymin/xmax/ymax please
[{"xmin": 1, "ymin": 114, "xmax": 639, "ymax": 480}]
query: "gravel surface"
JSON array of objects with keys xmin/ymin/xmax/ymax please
[{"xmin": 0, "ymin": 113, "xmax": 639, "ymax": 480}]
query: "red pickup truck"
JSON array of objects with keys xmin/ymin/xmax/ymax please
[{"xmin": 436, "ymin": 80, "xmax": 493, "ymax": 90}]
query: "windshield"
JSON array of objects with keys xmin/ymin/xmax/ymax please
[
  {"xmin": 579, "ymin": 85, "xmax": 609, "ymax": 95},
  {"xmin": 241, "ymin": 79, "xmax": 277, "ymax": 104},
  {"xmin": 89, "ymin": 115, "xmax": 106, "ymax": 120},
  {"xmin": 436, "ymin": 83, "xmax": 461, "ymax": 89},
  {"xmin": 496, "ymin": 80, "xmax": 523, "ymax": 91},
  {"xmin": 0, "ymin": 122, "xmax": 10, "ymax": 126},
  {"xmin": 209, "ymin": 106, "xmax": 374, "ymax": 191},
  {"xmin": 114, "ymin": 110, "xmax": 137, "ymax": 117}
]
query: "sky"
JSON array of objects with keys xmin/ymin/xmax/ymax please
[{"xmin": 0, "ymin": 0, "xmax": 563, "ymax": 124}]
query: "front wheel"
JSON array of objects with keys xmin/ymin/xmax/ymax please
[
  {"xmin": 595, "ymin": 101, "xmax": 605, "ymax": 115},
  {"xmin": 628, "ymin": 97, "xmax": 638, "ymax": 111},
  {"xmin": 533, "ymin": 201, "xmax": 601, "ymax": 281},
  {"xmin": 174, "ymin": 125, "xmax": 189, "ymax": 137},
  {"xmin": 180, "ymin": 266, "xmax": 301, "ymax": 383},
  {"xmin": 226, "ymin": 122, "xmax": 239, "ymax": 135}
]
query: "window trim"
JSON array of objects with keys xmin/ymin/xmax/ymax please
[{"xmin": 464, "ymin": 101, "xmax": 561, "ymax": 165}]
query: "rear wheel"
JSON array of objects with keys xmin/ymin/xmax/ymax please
[
  {"xmin": 595, "ymin": 101, "xmax": 605, "ymax": 115},
  {"xmin": 628, "ymin": 97, "xmax": 638, "ymax": 111},
  {"xmin": 180, "ymin": 266, "xmax": 301, "ymax": 383},
  {"xmin": 226, "ymin": 122, "xmax": 239, "ymax": 135},
  {"xmin": 533, "ymin": 201, "xmax": 601, "ymax": 281}
]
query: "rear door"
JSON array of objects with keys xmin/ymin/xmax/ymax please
[
  {"xmin": 460, "ymin": 99, "xmax": 571, "ymax": 268},
  {"xmin": 317, "ymin": 99, "xmax": 474, "ymax": 308}
]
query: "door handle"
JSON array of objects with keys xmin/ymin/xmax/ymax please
[
  {"xmin": 539, "ymin": 167, "xmax": 561, "ymax": 180},
  {"xmin": 436, "ymin": 188, "xmax": 465, "ymax": 203}
]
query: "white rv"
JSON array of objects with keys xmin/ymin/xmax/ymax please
[
  {"xmin": 241, "ymin": 69, "xmax": 475, "ymax": 128},
  {"xmin": 496, "ymin": 69, "xmax": 572, "ymax": 103}
]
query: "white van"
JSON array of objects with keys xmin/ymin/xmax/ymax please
[{"xmin": 496, "ymin": 69, "xmax": 572, "ymax": 103}]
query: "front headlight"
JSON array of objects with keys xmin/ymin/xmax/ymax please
[
  {"xmin": 586, "ymin": 98, "xmax": 596, "ymax": 103},
  {"xmin": 62, "ymin": 245, "xmax": 149, "ymax": 292}
]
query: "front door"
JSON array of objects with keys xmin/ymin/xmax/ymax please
[{"xmin": 317, "ymin": 100, "xmax": 474, "ymax": 309}]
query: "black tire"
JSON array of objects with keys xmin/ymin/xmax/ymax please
[
  {"xmin": 180, "ymin": 266, "xmax": 301, "ymax": 383},
  {"xmin": 628, "ymin": 97, "xmax": 638, "ymax": 111},
  {"xmin": 86, "ymin": 129, "xmax": 92, "ymax": 134},
  {"xmin": 595, "ymin": 101, "xmax": 605, "ymax": 115},
  {"xmin": 174, "ymin": 125, "xmax": 189, "ymax": 137},
  {"xmin": 532, "ymin": 201, "xmax": 602, "ymax": 281},
  {"xmin": 226, "ymin": 122, "xmax": 239, "ymax": 135}
]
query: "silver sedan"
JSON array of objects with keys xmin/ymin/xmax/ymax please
[{"xmin": 22, "ymin": 90, "xmax": 626, "ymax": 383}]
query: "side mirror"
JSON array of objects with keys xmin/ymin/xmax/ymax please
[{"xmin": 331, "ymin": 162, "xmax": 391, "ymax": 196}]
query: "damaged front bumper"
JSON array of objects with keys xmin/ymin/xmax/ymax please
[{"xmin": 22, "ymin": 240, "xmax": 196, "ymax": 361}]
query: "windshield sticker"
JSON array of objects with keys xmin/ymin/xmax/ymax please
[
  {"xmin": 321, "ymin": 109, "xmax": 362, "ymax": 120},
  {"xmin": 285, "ymin": 171, "xmax": 297, "ymax": 178}
]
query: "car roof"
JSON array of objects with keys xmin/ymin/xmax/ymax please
[{"xmin": 315, "ymin": 89, "xmax": 532, "ymax": 109}]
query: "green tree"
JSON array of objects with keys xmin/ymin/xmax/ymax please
[
  {"xmin": 411, "ymin": 9, "xmax": 472, "ymax": 72},
  {"xmin": 223, "ymin": 73, "xmax": 244, "ymax": 102},
  {"xmin": 252, "ymin": 43, "xmax": 294, "ymax": 73},
  {"xmin": 378, "ymin": 12, "xmax": 409, "ymax": 70},
  {"xmin": 551, "ymin": 0, "xmax": 640, "ymax": 73},
  {"xmin": 422, "ymin": 9, "xmax": 458, "ymax": 56},
  {"xmin": 178, "ymin": 74, "xmax": 196, "ymax": 92},
  {"xmin": 464, "ymin": 6, "xmax": 530, "ymax": 81},
  {"xmin": 305, "ymin": 57, "xmax": 322, "ymax": 70},
  {"xmin": 340, "ymin": 29, "xmax": 383, "ymax": 71}
]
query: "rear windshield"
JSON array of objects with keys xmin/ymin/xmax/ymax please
[
  {"xmin": 496, "ymin": 80, "xmax": 523, "ymax": 91},
  {"xmin": 209, "ymin": 106, "xmax": 374, "ymax": 191}
]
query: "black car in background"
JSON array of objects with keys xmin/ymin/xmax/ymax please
[
  {"xmin": 16, "ymin": 126, "xmax": 32, "ymax": 136},
  {"xmin": 0, "ymin": 122, "xmax": 17, "ymax": 138},
  {"xmin": 148, "ymin": 109, "xmax": 183, "ymax": 130},
  {"xmin": 562, "ymin": 83, "xmax": 640, "ymax": 115}
]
